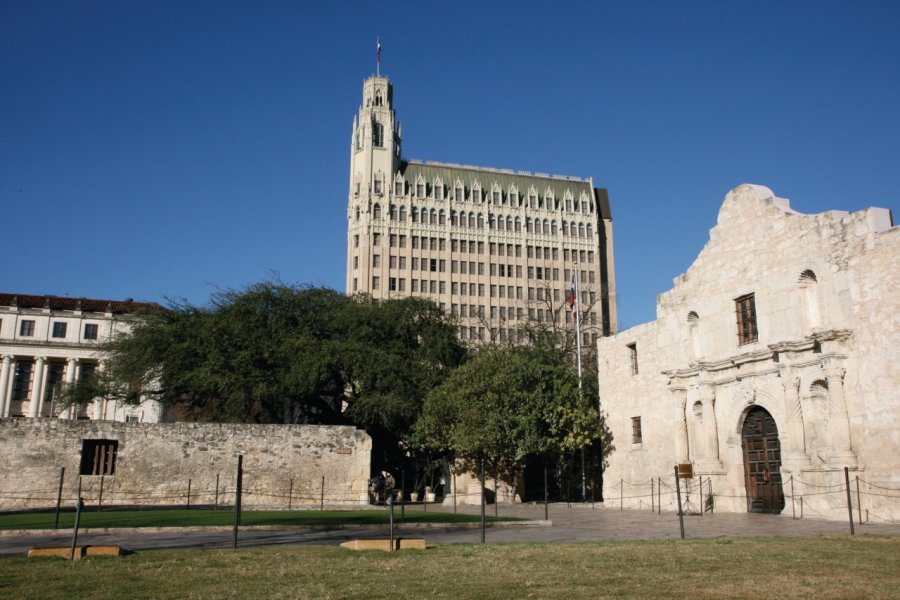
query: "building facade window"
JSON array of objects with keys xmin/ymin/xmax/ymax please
[
  {"xmin": 735, "ymin": 293, "xmax": 758, "ymax": 345},
  {"xmin": 80, "ymin": 439, "xmax": 119, "ymax": 476},
  {"xmin": 627, "ymin": 343, "xmax": 638, "ymax": 375},
  {"xmin": 84, "ymin": 323, "xmax": 98, "ymax": 340},
  {"xmin": 19, "ymin": 320, "xmax": 35, "ymax": 337},
  {"xmin": 52, "ymin": 322, "xmax": 67, "ymax": 338}
]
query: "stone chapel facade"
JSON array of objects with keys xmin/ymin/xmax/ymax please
[{"xmin": 597, "ymin": 184, "xmax": 898, "ymax": 521}]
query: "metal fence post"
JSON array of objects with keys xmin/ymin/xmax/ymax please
[
  {"xmin": 480, "ymin": 456, "xmax": 486, "ymax": 544},
  {"xmin": 186, "ymin": 478, "xmax": 192, "ymax": 509},
  {"xmin": 320, "ymin": 476, "xmax": 325, "ymax": 510},
  {"xmin": 674, "ymin": 466, "xmax": 685, "ymax": 540},
  {"xmin": 215, "ymin": 473, "xmax": 220, "ymax": 510},
  {"xmin": 288, "ymin": 478, "xmax": 293, "ymax": 510},
  {"xmin": 69, "ymin": 496, "xmax": 84, "ymax": 561},
  {"xmin": 544, "ymin": 466, "xmax": 549, "ymax": 521},
  {"xmin": 54, "ymin": 467, "xmax": 65, "ymax": 529},
  {"xmin": 844, "ymin": 467, "xmax": 855, "ymax": 535},
  {"xmin": 97, "ymin": 474, "xmax": 104, "ymax": 512},
  {"xmin": 855, "ymin": 476, "xmax": 862, "ymax": 525},
  {"xmin": 232, "ymin": 455, "xmax": 243, "ymax": 549}
]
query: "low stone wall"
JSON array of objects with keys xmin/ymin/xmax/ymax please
[{"xmin": 0, "ymin": 418, "xmax": 372, "ymax": 510}]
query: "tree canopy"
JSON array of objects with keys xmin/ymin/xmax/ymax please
[
  {"xmin": 71, "ymin": 282, "xmax": 465, "ymax": 468},
  {"xmin": 415, "ymin": 344, "xmax": 605, "ymax": 472}
]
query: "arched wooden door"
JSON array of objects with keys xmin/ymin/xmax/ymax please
[{"xmin": 741, "ymin": 407, "xmax": 785, "ymax": 514}]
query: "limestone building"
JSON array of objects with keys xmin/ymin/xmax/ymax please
[
  {"xmin": 0, "ymin": 294, "xmax": 163, "ymax": 423},
  {"xmin": 597, "ymin": 184, "xmax": 898, "ymax": 522},
  {"xmin": 345, "ymin": 74, "xmax": 616, "ymax": 344}
]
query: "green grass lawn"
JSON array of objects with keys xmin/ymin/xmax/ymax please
[
  {"xmin": 1, "ymin": 536, "xmax": 898, "ymax": 599},
  {"xmin": 0, "ymin": 508, "xmax": 519, "ymax": 530}
]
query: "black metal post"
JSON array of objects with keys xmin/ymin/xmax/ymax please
[
  {"xmin": 480, "ymin": 456, "xmax": 486, "ymax": 544},
  {"xmin": 69, "ymin": 497, "xmax": 84, "ymax": 561},
  {"xmin": 187, "ymin": 478, "xmax": 192, "ymax": 509},
  {"xmin": 215, "ymin": 473, "xmax": 220, "ymax": 510},
  {"xmin": 232, "ymin": 455, "xmax": 243, "ymax": 549},
  {"xmin": 388, "ymin": 493, "xmax": 395, "ymax": 552},
  {"xmin": 658, "ymin": 477, "xmax": 661, "ymax": 515},
  {"xmin": 651, "ymin": 478, "xmax": 654, "ymax": 513},
  {"xmin": 452, "ymin": 470, "xmax": 457, "ymax": 514},
  {"xmin": 790, "ymin": 476, "xmax": 796, "ymax": 519},
  {"xmin": 400, "ymin": 470, "xmax": 405, "ymax": 523},
  {"xmin": 844, "ymin": 467, "xmax": 855, "ymax": 535},
  {"xmin": 674, "ymin": 466, "xmax": 685, "ymax": 540},
  {"xmin": 320, "ymin": 475, "xmax": 325, "ymax": 510},
  {"xmin": 544, "ymin": 466, "xmax": 549, "ymax": 521},
  {"xmin": 855, "ymin": 476, "xmax": 862, "ymax": 525},
  {"xmin": 494, "ymin": 473, "xmax": 498, "ymax": 517},
  {"xmin": 54, "ymin": 467, "xmax": 65, "ymax": 529},
  {"xmin": 699, "ymin": 476, "xmax": 703, "ymax": 517},
  {"xmin": 288, "ymin": 478, "xmax": 293, "ymax": 510},
  {"xmin": 97, "ymin": 474, "xmax": 104, "ymax": 512},
  {"xmin": 581, "ymin": 447, "xmax": 586, "ymax": 502}
]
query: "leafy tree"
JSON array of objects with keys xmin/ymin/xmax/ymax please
[
  {"xmin": 62, "ymin": 282, "xmax": 465, "ymax": 477},
  {"xmin": 415, "ymin": 344, "xmax": 605, "ymax": 487}
]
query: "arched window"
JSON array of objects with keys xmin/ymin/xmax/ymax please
[
  {"xmin": 534, "ymin": 219, "xmax": 542, "ymax": 235},
  {"xmin": 586, "ymin": 223, "xmax": 593, "ymax": 238},
  {"xmin": 411, "ymin": 207, "xmax": 419, "ymax": 223},
  {"xmin": 492, "ymin": 187, "xmax": 501, "ymax": 205},
  {"xmin": 687, "ymin": 311, "xmax": 700, "ymax": 359},
  {"xmin": 399, "ymin": 206, "xmax": 406, "ymax": 222},
  {"xmin": 545, "ymin": 193, "xmax": 554, "ymax": 210},
  {"xmin": 395, "ymin": 180, "xmax": 404, "ymax": 196},
  {"xmin": 530, "ymin": 193, "xmax": 538, "ymax": 209},
  {"xmin": 455, "ymin": 185, "xmax": 464, "ymax": 202},
  {"xmin": 551, "ymin": 220, "xmax": 558, "ymax": 235},
  {"xmin": 543, "ymin": 219, "xmax": 550, "ymax": 234},
  {"xmin": 489, "ymin": 214, "xmax": 496, "ymax": 229},
  {"xmin": 514, "ymin": 217, "xmax": 521, "ymax": 232},
  {"xmin": 460, "ymin": 212, "xmax": 468, "ymax": 227},
  {"xmin": 373, "ymin": 203, "xmax": 381, "ymax": 220},
  {"xmin": 451, "ymin": 210, "xmax": 458, "ymax": 226},
  {"xmin": 373, "ymin": 122, "xmax": 384, "ymax": 147},
  {"xmin": 506, "ymin": 216, "xmax": 513, "ymax": 231},
  {"xmin": 526, "ymin": 218, "xmax": 533, "ymax": 233},
  {"xmin": 435, "ymin": 180, "xmax": 444, "ymax": 200},
  {"xmin": 799, "ymin": 270, "xmax": 820, "ymax": 329},
  {"xmin": 472, "ymin": 187, "xmax": 481, "ymax": 203},
  {"xmin": 570, "ymin": 221, "xmax": 577, "ymax": 237},
  {"xmin": 417, "ymin": 180, "xmax": 426, "ymax": 198},
  {"xmin": 374, "ymin": 91, "xmax": 383, "ymax": 106},
  {"xmin": 439, "ymin": 209, "xmax": 446, "ymax": 225},
  {"xmin": 562, "ymin": 221, "xmax": 569, "ymax": 236},
  {"xmin": 477, "ymin": 213, "xmax": 484, "ymax": 229},
  {"xmin": 497, "ymin": 216, "xmax": 505, "ymax": 231},
  {"xmin": 578, "ymin": 223, "xmax": 585, "ymax": 238}
]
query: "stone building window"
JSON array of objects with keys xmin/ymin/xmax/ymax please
[
  {"xmin": 84, "ymin": 323, "xmax": 99, "ymax": 340},
  {"xmin": 80, "ymin": 439, "xmax": 119, "ymax": 476},
  {"xmin": 735, "ymin": 293, "xmax": 759, "ymax": 345},
  {"xmin": 19, "ymin": 320, "xmax": 35, "ymax": 337},
  {"xmin": 631, "ymin": 417, "xmax": 642, "ymax": 444},
  {"xmin": 627, "ymin": 343, "xmax": 638, "ymax": 375},
  {"xmin": 52, "ymin": 322, "xmax": 67, "ymax": 338}
]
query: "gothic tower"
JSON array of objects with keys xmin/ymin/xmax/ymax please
[{"xmin": 346, "ymin": 75, "xmax": 402, "ymax": 293}]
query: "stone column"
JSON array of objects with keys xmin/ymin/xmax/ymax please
[
  {"xmin": 29, "ymin": 356, "xmax": 46, "ymax": 418},
  {"xmin": 0, "ymin": 355, "xmax": 11, "ymax": 417},
  {"xmin": 698, "ymin": 383, "xmax": 723, "ymax": 471},
  {"xmin": 93, "ymin": 361, "xmax": 106, "ymax": 420},
  {"xmin": 825, "ymin": 365, "xmax": 857, "ymax": 468},
  {"xmin": 781, "ymin": 368, "xmax": 811, "ymax": 469},
  {"xmin": 671, "ymin": 386, "xmax": 689, "ymax": 464},
  {"xmin": 64, "ymin": 357, "xmax": 78, "ymax": 419}
]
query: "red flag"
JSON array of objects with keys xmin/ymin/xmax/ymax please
[{"xmin": 568, "ymin": 269, "xmax": 577, "ymax": 320}]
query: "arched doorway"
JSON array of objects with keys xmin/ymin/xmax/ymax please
[{"xmin": 741, "ymin": 407, "xmax": 785, "ymax": 513}]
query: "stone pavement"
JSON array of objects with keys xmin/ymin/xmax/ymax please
[{"xmin": 2, "ymin": 502, "xmax": 898, "ymax": 556}]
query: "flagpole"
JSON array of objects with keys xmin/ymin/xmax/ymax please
[{"xmin": 376, "ymin": 37, "xmax": 381, "ymax": 76}]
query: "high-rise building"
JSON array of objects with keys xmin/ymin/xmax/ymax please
[{"xmin": 346, "ymin": 74, "xmax": 616, "ymax": 344}]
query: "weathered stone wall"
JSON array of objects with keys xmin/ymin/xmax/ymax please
[
  {"xmin": 597, "ymin": 184, "xmax": 899, "ymax": 522},
  {"xmin": 0, "ymin": 419, "xmax": 372, "ymax": 510}
]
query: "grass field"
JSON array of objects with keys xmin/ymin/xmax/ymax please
[
  {"xmin": 1, "ymin": 536, "xmax": 897, "ymax": 599},
  {"xmin": 0, "ymin": 508, "xmax": 516, "ymax": 530}
]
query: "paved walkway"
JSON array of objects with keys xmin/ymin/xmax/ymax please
[{"xmin": 2, "ymin": 503, "xmax": 898, "ymax": 556}]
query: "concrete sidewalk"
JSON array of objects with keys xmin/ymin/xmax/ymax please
[{"xmin": 2, "ymin": 503, "xmax": 898, "ymax": 556}]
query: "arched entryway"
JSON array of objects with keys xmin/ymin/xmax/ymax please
[{"xmin": 741, "ymin": 406, "xmax": 785, "ymax": 514}]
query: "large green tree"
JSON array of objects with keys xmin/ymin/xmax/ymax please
[
  {"xmin": 66, "ymin": 282, "xmax": 465, "ymax": 470},
  {"xmin": 414, "ymin": 344, "xmax": 605, "ymax": 486}
]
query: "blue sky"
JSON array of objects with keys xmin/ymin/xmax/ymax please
[{"xmin": 2, "ymin": 1, "xmax": 897, "ymax": 330}]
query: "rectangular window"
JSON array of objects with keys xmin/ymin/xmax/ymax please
[
  {"xmin": 395, "ymin": 181, "xmax": 404, "ymax": 196},
  {"xmin": 373, "ymin": 233, "xmax": 381, "ymax": 246},
  {"xmin": 373, "ymin": 254, "xmax": 381, "ymax": 267},
  {"xmin": 399, "ymin": 278, "xmax": 405, "ymax": 292},
  {"xmin": 12, "ymin": 361, "xmax": 33, "ymax": 404},
  {"xmin": 19, "ymin": 320, "xmax": 35, "ymax": 337},
  {"xmin": 627, "ymin": 343, "xmax": 638, "ymax": 375},
  {"xmin": 353, "ymin": 278, "xmax": 358, "ymax": 292},
  {"xmin": 399, "ymin": 235, "xmax": 406, "ymax": 248},
  {"xmin": 389, "ymin": 277, "xmax": 397, "ymax": 291},
  {"xmin": 735, "ymin": 293, "xmax": 759, "ymax": 345},
  {"xmin": 372, "ymin": 276, "xmax": 380, "ymax": 290},
  {"xmin": 80, "ymin": 439, "xmax": 119, "ymax": 476},
  {"xmin": 390, "ymin": 234, "xmax": 397, "ymax": 247},
  {"xmin": 631, "ymin": 417, "xmax": 642, "ymax": 445},
  {"xmin": 430, "ymin": 259, "xmax": 437, "ymax": 272},
  {"xmin": 52, "ymin": 322, "xmax": 67, "ymax": 338},
  {"xmin": 374, "ymin": 180, "xmax": 383, "ymax": 194},
  {"xmin": 354, "ymin": 235, "xmax": 359, "ymax": 248}
]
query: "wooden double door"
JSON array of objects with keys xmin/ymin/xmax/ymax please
[{"xmin": 741, "ymin": 407, "xmax": 785, "ymax": 514}]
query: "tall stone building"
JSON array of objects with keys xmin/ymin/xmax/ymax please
[
  {"xmin": 345, "ymin": 74, "xmax": 616, "ymax": 344},
  {"xmin": 597, "ymin": 184, "xmax": 898, "ymax": 522}
]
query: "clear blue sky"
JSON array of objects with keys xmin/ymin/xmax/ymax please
[{"xmin": 2, "ymin": 1, "xmax": 897, "ymax": 330}]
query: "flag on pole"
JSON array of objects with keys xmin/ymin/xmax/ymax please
[{"xmin": 568, "ymin": 268, "xmax": 577, "ymax": 320}]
